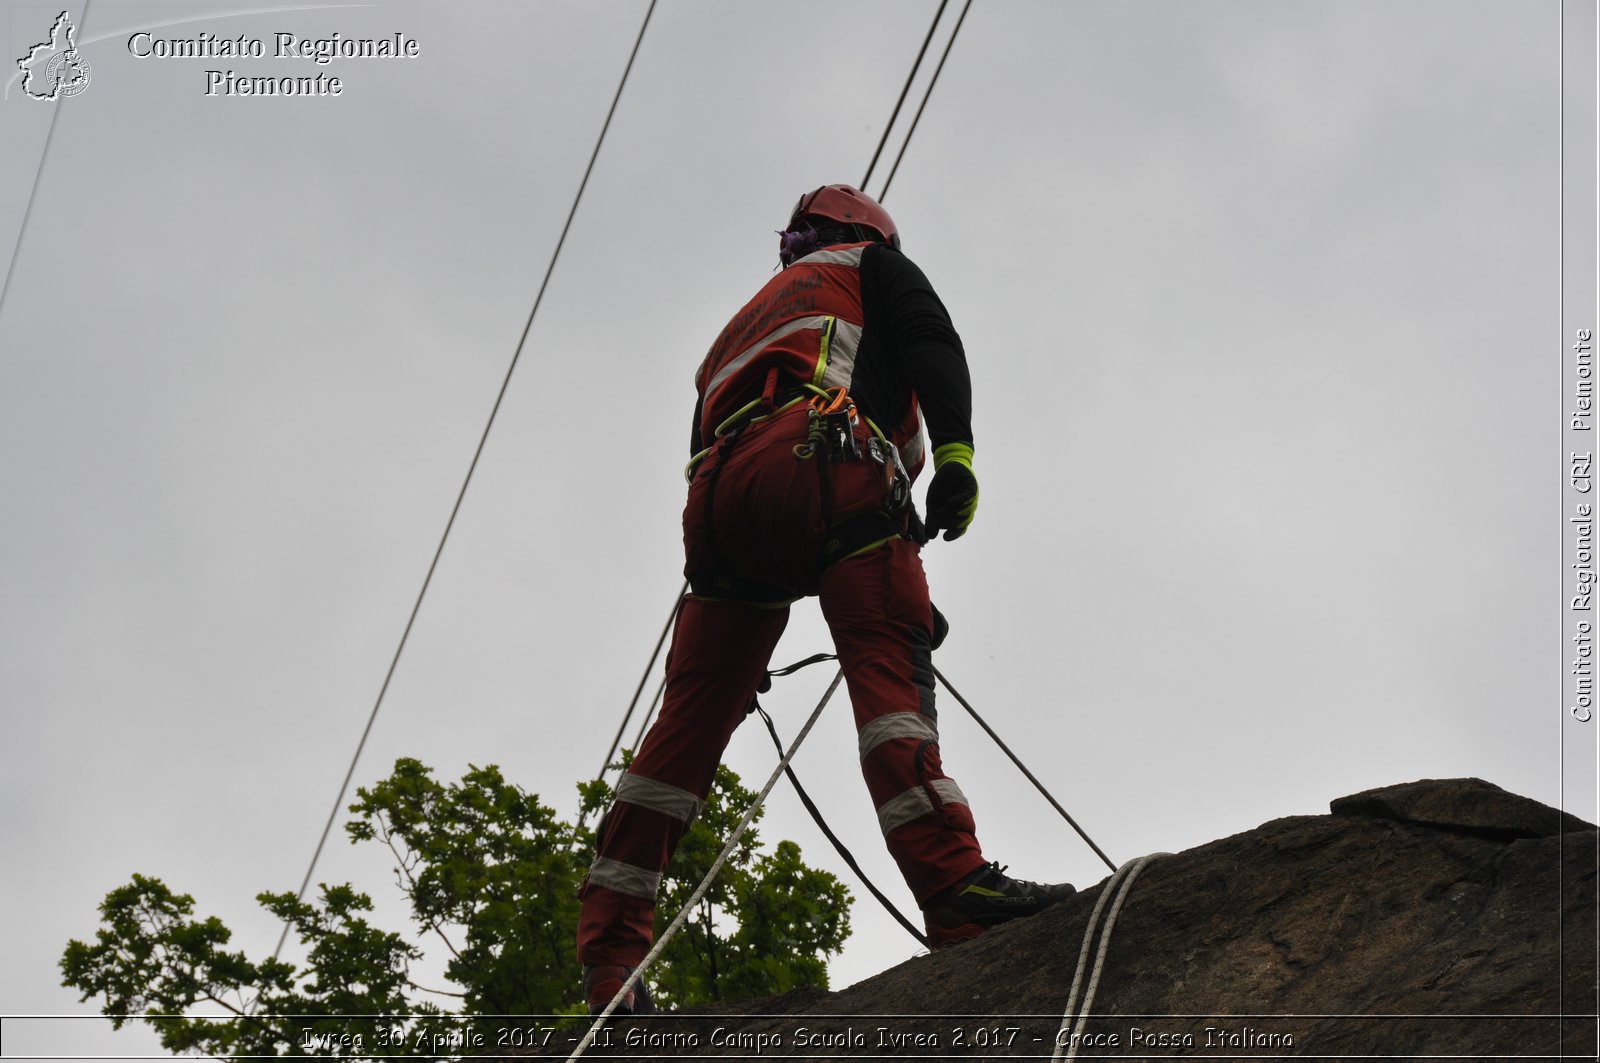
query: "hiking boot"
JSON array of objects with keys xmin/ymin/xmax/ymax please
[
  {"xmin": 922, "ymin": 861, "xmax": 1076, "ymax": 947},
  {"xmin": 582, "ymin": 964, "xmax": 656, "ymax": 1016}
]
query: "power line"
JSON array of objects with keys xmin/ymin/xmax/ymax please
[
  {"xmin": 273, "ymin": 0, "xmax": 658, "ymax": 962},
  {"xmin": 0, "ymin": 0, "xmax": 94, "ymax": 331},
  {"xmin": 861, "ymin": 0, "xmax": 950, "ymax": 192},
  {"xmin": 878, "ymin": 0, "xmax": 975, "ymax": 202}
]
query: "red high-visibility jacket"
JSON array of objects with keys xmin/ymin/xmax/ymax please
[{"xmin": 691, "ymin": 241, "xmax": 973, "ymax": 480}]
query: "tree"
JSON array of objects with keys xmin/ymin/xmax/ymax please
[
  {"xmin": 61, "ymin": 757, "xmax": 852, "ymax": 1058},
  {"xmin": 345, "ymin": 759, "xmax": 587, "ymax": 1018},
  {"xmin": 58, "ymin": 876, "xmax": 431, "ymax": 1059}
]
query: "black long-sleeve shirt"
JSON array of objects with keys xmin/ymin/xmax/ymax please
[{"xmin": 690, "ymin": 243, "xmax": 973, "ymax": 462}]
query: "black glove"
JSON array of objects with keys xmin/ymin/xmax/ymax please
[{"xmin": 923, "ymin": 443, "xmax": 979, "ymax": 541}]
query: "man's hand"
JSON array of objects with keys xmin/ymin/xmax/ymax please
[{"xmin": 924, "ymin": 442, "xmax": 979, "ymax": 541}]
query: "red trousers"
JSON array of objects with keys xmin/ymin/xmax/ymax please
[{"xmin": 577, "ymin": 405, "xmax": 987, "ymax": 967}]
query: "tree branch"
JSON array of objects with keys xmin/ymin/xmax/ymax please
[
  {"xmin": 377, "ymin": 816, "xmax": 465, "ymax": 965},
  {"xmin": 407, "ymin": 978, "xmax": 466, "ymax": 1000}
]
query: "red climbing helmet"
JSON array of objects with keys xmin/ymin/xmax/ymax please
[{"xmin": 787, "ymin": 184, "xmax": 900, "ymax": 251}]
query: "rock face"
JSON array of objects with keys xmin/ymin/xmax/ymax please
[{"xmin": 513, "ymin": 778, "xmax": 1596, "ymax": 1060}]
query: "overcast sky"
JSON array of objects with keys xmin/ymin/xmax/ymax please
[{"xmin": 1, "ymin": 0, "xmax": 1594, "ymax": 1058}]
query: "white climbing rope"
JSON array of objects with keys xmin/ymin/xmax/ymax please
[
  {"xmin": 565, "ymin": 668, "xmax": 845, "ymax": 1062},
  {"xmin": 1053, "ymin": 852, "xmax": 1169, "ymax": 1062}
]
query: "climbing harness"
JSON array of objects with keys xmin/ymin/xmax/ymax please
[
  {"xmin": 792, "ymin": 385, "xmax": 911, "ymax": 515},
  {"xmin": 687, "ymin": 383, "xmax": 915, "ymax": 600},
  {"xmin": 1052, "ymin": 852, "xmax": 1169, "ymax": 1063},
  {"xmin": 567, "ymin": 670, "xmax": 846, "ymax": 1061},
  {"xmin": 799, "ymin": 385, "xmax": 914, "ymax": 571}
]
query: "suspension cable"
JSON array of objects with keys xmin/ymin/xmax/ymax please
[
  {"xmin": 935, "ymin": 666, "xmax": 1117, "ymax": 872},
  {"xmin": 877, "ymin": 0, "xmax": 975, "ymax": 202},
  {"xmin": 860, "ymin": 0, "xmax": 950, "ymax": 192},
  {"xmin": 568, "ymin": 669, "xmax": 845, "ymax": 1060},
  {"xmin": 273, "ymin": 0, "xmax": 658, "ymax": 962}
]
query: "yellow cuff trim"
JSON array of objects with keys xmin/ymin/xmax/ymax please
[{"xmin": 933, "ymin": 441, "xmax": 974, "ymax": 471}]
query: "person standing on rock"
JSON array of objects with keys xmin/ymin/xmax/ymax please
[{"xmin": 576, "ymin": 184, "xmax": 1076, "ymax": 1015}]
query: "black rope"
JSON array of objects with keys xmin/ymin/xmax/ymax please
[
  {"xmin": 878, "ymin": 0, "xmax": 975, "ymax": 202},
  {"xmin": 934, "ymin": 665, "xmax": 1117, "ymax": 872},
  {"xmin": 763, "ymin": 656, "xmax": 1117, "ymax": 875},
  {"xmin": 761, "ymin": 652, "xmax": 838, "ymax": 686},
  {"xmin": 860, "ymin": 0, "xmax": 951, "ymax": 192},
  {"xmin": 274, "ymin": 0, "xmax": 659, "ymax": 963},
  {"xmin": 750, "ymin": 698, "xmax": 928, "ymax": 947}
]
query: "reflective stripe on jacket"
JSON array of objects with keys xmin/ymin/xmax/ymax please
[{"xmin": 695, "ymin": 244, "xmax": 867, "ymax": 436}]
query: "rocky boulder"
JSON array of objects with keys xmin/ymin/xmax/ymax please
[{"xmin": 507, "ymin": 778, "xmax": 1596, "ymax": 1060}]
